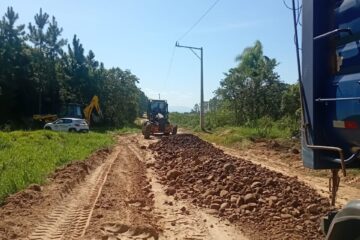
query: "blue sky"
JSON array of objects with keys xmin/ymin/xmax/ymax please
[{"xmin": 1, "ymin": 0, "xmax": 299, "ymax": 112}]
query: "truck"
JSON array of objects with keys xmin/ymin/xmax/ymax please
[{"xmin": 299, "ymin": 0, "xmax": 360, "ymax": 239}]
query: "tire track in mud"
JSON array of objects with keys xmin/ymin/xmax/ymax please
[
  {"xmin": 28, "ymin": 147, "xmax": 121, "ymax": 240},
  {"xmin": 83, "ymin": 137, "xmax": 159, "ymax": 240}
]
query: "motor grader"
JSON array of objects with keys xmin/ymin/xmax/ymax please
[{"xmin": 142, "ymin": 99, "xmax": 177, "ymax": 139}]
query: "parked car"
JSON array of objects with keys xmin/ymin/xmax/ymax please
[{"xmin": 44, "ymin": 118, "xmax": 89, "ymax": 133}]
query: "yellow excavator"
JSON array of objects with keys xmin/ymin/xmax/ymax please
[
  {"xmin": 83, "ymin": 95, "xmax": 102, "ymax": 125},
  {"xmin": 32, "ymin": 96, "xmax": 102, "ymax": 126}
]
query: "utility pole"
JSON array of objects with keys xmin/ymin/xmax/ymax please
[{"xmin": 175, "ymin": 41, "xmax": 205, "ymax": 131}]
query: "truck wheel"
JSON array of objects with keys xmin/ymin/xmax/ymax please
[
  {"xmin": 172, "ymin": 125, "xmax": 178, "ymax": 135},
  {"xmin": 45, "ymin": 126, "xmax": 52, "ymax": 130}
]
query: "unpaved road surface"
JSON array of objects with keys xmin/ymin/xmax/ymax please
[
  {"xmin": 1, "ymin": 133, "xmax": 358, "ymax": 239},
  {"xmin": 149, "ymin": 134, "xmax": 336, "ymax": 240},
  {"xmin": 0, "ymin": 134, "xmax": 247, "ymax": 240},
  {"xmin": 216, "ymin": 140, "xmax": 360, "ymax": 206}
]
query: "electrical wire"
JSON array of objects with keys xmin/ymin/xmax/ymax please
[
  {"xmin": 283, "ymin": 0, "xmax": 303, "ymax": 50},
  {"xmin": 283, "ymin": 0, "xmax": 302, "ymax": 25},
  {"xmin": 165, "ymin": 1, "xmax": 220, "ymax": 89},
  {"xmin": 177, "ymin": 0, "xmax": 221, "ymax": 41},
  {"xmin": 164, "ymin": 46, "xmax": 176, "ymax": 89},
  {"xmin": 283, "ymin": 0, "xmax": 301, "ymax": 10},
  {"xmin": 296, "ymin": 0, "xmax": 302, "ymax": 26}
]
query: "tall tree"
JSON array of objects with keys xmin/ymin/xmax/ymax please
[
  {"xmin": 28, "ymin": 8, "xmax": 50, "ymax": 114},
  {"xmin": 0, "ymin": 7, "xmax": 29, "ymax": 124},
  {"xmin": 216, "ymin": 41, "xmax": 286, "ymax": 124},
  {"xmin": 46, "ymin": 16, "xmax": 67, "ymax": 113},
  {"xmin": 62, "ymin": 35, "xmax": 89, "ymax": 104}
]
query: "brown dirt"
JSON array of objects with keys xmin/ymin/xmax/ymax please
[
  {"xmin": 0, "ymin": 148, "xmax": 110, "ymax": 240},
  {"xmin": 0, "ymin": 134, "xmax": 249, "ymax": 240},
  {"xmin": 216, "ymin": 140, "xmax": 360, "ymax": 206},
  {"xmin": 2, "ymin": 132, "xmax": 352, "ymax": 240},
  {"xmin": 149, "ymin": 134, "xmax": 336, "ymax": 240},
  {"xmin": 134, "ymin": 135, "xmax": 248, "ymax": 240},
  {"xmin": 83, "ymin": 137, "xmax": 158, "ymax": 240}
]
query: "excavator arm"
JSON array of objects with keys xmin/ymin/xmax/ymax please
[{"xmin": 83, "ymin": 95, "xmax": 102, "ymax": 125}]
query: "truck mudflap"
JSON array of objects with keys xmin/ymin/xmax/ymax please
[{"xmin": 323, "ymin": 200, "xmax": 360, "ymax": 240}]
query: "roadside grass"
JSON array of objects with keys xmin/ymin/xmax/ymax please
[
  {"xmin": 0, "ymin": 129, "xmax": 135, "ymax": 203},
  {"xmin": 170, "ymin": 112, "xmax": 295, "ymax": 147},
  {"xmin": 193, "ymin": 126, "xmax": 291, "ymax": 148}
]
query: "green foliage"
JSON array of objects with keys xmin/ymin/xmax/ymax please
[
  {"xmin": 175, "ymin": 40, "xmax": 302, "ymax": 141},
  {"xmin": 0, "ymin": 130, "xmax": 114, "ymax": 203},
  {"xmin": 171, "ymin": 41, "xmax": 301, "ymax": 143},
  {"xmin": 0, "ymin": 7, "xmax": 148, "ymax": 128},
  {"xmin": 170, "ymin": 112, "xmax": 200, "ymax": 129},
  {"xmin": 281, "ymin": 82, "xmax": 301, "ymax": 116},
  {"xmin": 100, "ymin": 68, "xmax": 141, "ymax": 127},
  {"xmin": 254, "ymin": 116, "xmax": 274, "ymax": 138},
  {"xmin": 216, "ymin": 41, "xmax": 290, "ymax": 124},
  {"xmin": 276, "ymin": 115, "xmax": 300, "ymax": 137}
]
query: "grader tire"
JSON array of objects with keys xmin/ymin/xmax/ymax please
[
  {"xmin": 144, "ymin": 123, "xmax": 151, "ymax": 139},
  {"xmin": 172, "ymin": 125, "xmax": 178, "ymax": 135}
]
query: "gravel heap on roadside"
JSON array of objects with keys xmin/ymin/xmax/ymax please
[{"xmin": 149, "ymin": 134, "xmax": 334, "ymax": 240}]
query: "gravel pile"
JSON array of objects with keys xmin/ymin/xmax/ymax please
[{"xmin": 149, "ymin": 134, "xmax": 334, "ymax": 240}]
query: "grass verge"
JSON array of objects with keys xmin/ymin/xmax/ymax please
[
  {"xmin": 182, "ymin": 125, "xmax": 292, "ymax": 151},
  {"xmin": 0, "ymin": 129, "xmax": 135, "ymax": 203}
]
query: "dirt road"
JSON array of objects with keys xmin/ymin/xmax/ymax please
[
  {"xmin": 1, "ymin": 133, "xmax": 359, "ymax": 239},
  {"xmin": 216, "ymin": 141, "xmax": 360, "ymax": 206},
  {"xmin": 0, "ymin": 134, "xmax": 247, "ymax": 240}
]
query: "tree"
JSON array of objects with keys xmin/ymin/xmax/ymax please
[
  {"xmin": 138, "ymin": 90, "xmax": 148, "ymax": 117},
  {"xmin": 101, "ymin": 68, "xmax": 140, "ymax": 127},
  {"xmin": 0, "ymin": 7, "xmax": 148, "ymax": 129},
  {"xmin": 46, "ymin": 16, "xmax": 67, "ymax": 113},
  {"xmin": 61, "ymin": 35, "xmax": 90, "ymax": 104},
  {"xmin": 215, "ymin": 40, "xmax": 286, "ymax": 125},
  {"xmin": 28, "ymin": 8, "xmax": 50, "ymax": 114},
  {"xmin": 281, "ymin": 83, "xmax": 300, "ymax": 117},
  {"xmin": 0, "ymin": 7, "xmax": 30, "ymax": 124},
  {"xmin": 191, "ymin": 104, "xmax": 200, "ymax": 113}
]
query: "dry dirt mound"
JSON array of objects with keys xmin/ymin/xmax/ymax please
[{"xmin": 149, "ymin": 134, "xmax": 334, "ymax": 240}]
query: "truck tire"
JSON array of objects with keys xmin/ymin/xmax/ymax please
[{"xmin": 45, "ymin": 126, "xmax": 52, "ymax": 130}]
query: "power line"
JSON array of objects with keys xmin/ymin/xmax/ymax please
[
  {"xmin": 164, "ymin": 46, "xmax": 176, "ymax": 89},
  {"xmin": 283, "ymin": 0, "xmax": 303, "ymax": 49},
  {"xmin": 282, "ymin": 0, "xmax": 301, "ymax": 10},
  {"xmin": 165, "ymin": 1, "xmax": 220, "ymax": 93},
  {"xmin": 177, "ymin": 0, "xmax": 221, "ymax": 41}
]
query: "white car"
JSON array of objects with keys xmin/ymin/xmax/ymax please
[{"xmin": 44, "ymin": 118, "xmax": 89, "ymax": 133}]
